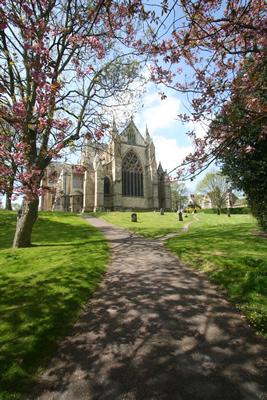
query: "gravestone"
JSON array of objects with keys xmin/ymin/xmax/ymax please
[
  {"xmin": 160, "ymin": 208, "xmax": 164, "ymax": 215},
  {"xmin": 178, "ymin": 211, "xmax": 183, "ymax": 221},
  {"xmin": 131, "ymin": 213, "xmax": 137, "ymax": 222}
]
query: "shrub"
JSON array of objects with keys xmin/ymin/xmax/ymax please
[{"xmin": 202, "ymin": 207, "xmax": 250, "ymax": 214}]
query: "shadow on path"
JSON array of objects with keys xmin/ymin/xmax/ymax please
[{"xmin": 32, "ymin": 217, "xmax": 267, "ymax": 400}]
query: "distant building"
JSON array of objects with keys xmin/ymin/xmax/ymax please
[
  {"xmin": 41, "ymin": 119, "xmax": 171, "ymax": 212},
  {"xmin": 187, "ymin": 194, "xmax": 201, "ymax": 209},
  {"xmin": 199, "ymin": 192, "xmax": 238, "ymax": 209},
  {"xmin": 200, "ymin": 194, "xmax": 212, "ymax": 209}
]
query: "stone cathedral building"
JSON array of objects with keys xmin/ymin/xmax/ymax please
[{"xmin": 41, "ymin": 119, "xmax": 171, "ymax": 212}]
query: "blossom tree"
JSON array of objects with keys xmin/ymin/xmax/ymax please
[
  {"xmin": 1, "ymin": 0, "xmax": 266, "ymax": 247},
  {"xmin": 209, "ymin": 59, "xmax": 267, "ymax": 229},
  {"xmin": 143, "ymin": 0, "xmax": 266, "ymax": 229},
  {"xmin": 0, "ymin": 0, "xmax": 152, "ymax": 247},
  {"xmin": 141, "ymin": 0, "xmax": 266, "ymax": 177}
]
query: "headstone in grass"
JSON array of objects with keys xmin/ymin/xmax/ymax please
[
  {"xmin": 131, "ymin": 213, "xmax": 137, "ymax": 222},
  {"xmin": 160, "ymin": 208, "xmax": 164, "ymax": 215},
  {"xmin": 178, "ymin": 210, "xmax": 183, "ymax": 221}
]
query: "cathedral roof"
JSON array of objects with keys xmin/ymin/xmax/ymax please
[
  {"xmin": 121, "ymin": 118, "xmax": 140, "ymax": 136},
  {"xmin": 120, "ymin": 118, "xmax": 146, "ymax": 146}
]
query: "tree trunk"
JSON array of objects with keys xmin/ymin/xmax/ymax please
[
  {"xmin": 5, "ymin": 192, "xmax": 12, "ymax": 210},
  {"xmin": 13, "ymin": 198, "xmax": 39, "ymax": 248}
]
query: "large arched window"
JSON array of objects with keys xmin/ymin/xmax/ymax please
[{"xmin": 122, "ymin": 150, "xmax": 144, "ymax": 197}]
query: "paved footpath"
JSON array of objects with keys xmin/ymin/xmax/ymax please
[{"xmin": 33, "ymin": 217, "xmax": 267, "ymax": 400}]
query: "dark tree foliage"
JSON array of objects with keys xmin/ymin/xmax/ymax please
[
  {"xmin": 210, "ymin": 60, "xmax": 267, "ymax": 230},
  {"xmin": 220, "ymin": 127, "xmax": 267, "ymax": 231}
]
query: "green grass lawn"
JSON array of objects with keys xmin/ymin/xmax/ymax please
[
  {"xmin": 0, "ymin": 211, "xmax": 109, "ymax": 400},
  {"xmin": 95, "ymin": 211, "xmax": 193, "ymax": 238},
  {"xmin": 97, "ymin": 211, "xmax": 267, "ymax": 338},
  {"xmin": 165, "ymin": 213, "xmax": 267, "ymax": 338}
]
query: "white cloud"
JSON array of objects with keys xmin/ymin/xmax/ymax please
[
  {"xmin": 152, "ymin": 135, "xmax": 202, "ymax": 191},
  {"xmin": 187, "ymin": 119, "xmax": 209, "ymax": 139},
  {"xmin": 134, "ymin": 89, "xmax": 191, "ymax": 173},
  {"xmin": 133, "ymin": 88, "xmax": 193, "ymax": 175},
  {"xmin": 132, "ymin": 85, "xmax": 213, "ymax": 192},
  {"xmin": 152, "ymin": 135, "xmax": 208, "ymax": 192},
  {"xmin": 152, "ymin": 135, "xmax": 192, "ymax": 174},
  {"xmin": 136, "ymin": 92, "xmax": 181, "ymax": 136}
]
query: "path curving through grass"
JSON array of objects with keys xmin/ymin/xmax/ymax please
[
  {"xmin": 95, "ymin": 211, "xmax": 267, "ymax": 338},
  {"xmin": 32, "ymin": 216, "xmax": 267, "ymax": 400}
]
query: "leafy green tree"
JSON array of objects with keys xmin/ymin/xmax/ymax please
[
  {"xmin": 171, "ymin": 182, "xmax": 188, "ymax": 211},
  {"xmin": 217, "ymin": 117, "xmax": 267, "ymax": 230},
  {"xmin": 209, "ymin": 59, "xmax": 267, "ymax": 230},
  {"xmin": 197, "ymin": 172, "xmax": 231, "ymax": 214}
]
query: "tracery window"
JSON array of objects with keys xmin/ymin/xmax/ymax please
[
  {"xmin": 73, "ymin": 173, "xmax": 84, "ymax": 189},
  {"xmin": 122, "ymin": 150, "xmax": 143, "ymax": 197}
]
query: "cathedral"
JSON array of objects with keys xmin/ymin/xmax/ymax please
[{"xmin": 40, "ymin": 118, "xmax": 171, "ymax": 212}]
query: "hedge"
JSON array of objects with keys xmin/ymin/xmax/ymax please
[{"xmin": 202, "ymin": 207, "xmax": 250, "ymax": 214}]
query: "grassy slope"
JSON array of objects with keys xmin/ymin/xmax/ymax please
[
  {"xmin": 98, "ymin": 211, "xmax": 267, "ymax": 338},
  {"xmin": 0, "ymin": 211, "xmax": 109, "ymax": 399},
  {"xmin": 166, "ymin": 214, "xmax": 267, "ymax": 338}
]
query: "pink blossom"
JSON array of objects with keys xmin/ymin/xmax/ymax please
[
  {"xmin": 244, "ymin": 145, "xmax": 255, "ymax": 154},
  {"xmin": 55, "ymin": 143, "xmax": 64, "ymax": 150},
  {"xmin": 0, "ymin": 4, "xmax": 7, "ymax": 30},
  {"xmin": 13, "ymin": 101, "xmax": 27, "ymax": 118},
  {"xmin": 94, "ymin": 129, "xmax": 104, "ymax": 140},
  {"xmin": 52, "ymin": 119, "xmax": 71, "ymax": 130},
  {"xmin": 21, "ymin": 3, "xmax": 33, "ymax": 16},
  {"xmin": 73, "ymin": 165, "xmax": 86, "ymax": 174},
  {"xmin": 38, "ymin": 118, "xmax": 48, "ymax": 130}
]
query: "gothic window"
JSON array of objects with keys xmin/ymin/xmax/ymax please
[
  {"xmin": 104, "ymin": 177, "xmax": 111, "ymax": 195},
  {"xmin": 72, "ymin": 173, "xmax": 84, "ymax": 189},
  {"xmin": 122, "ymin": 150, "xmax": 144, "ymax": 197},
  {"xmin": 128, "ymin": 130, "xmax": 136, "ymax": 145}
]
